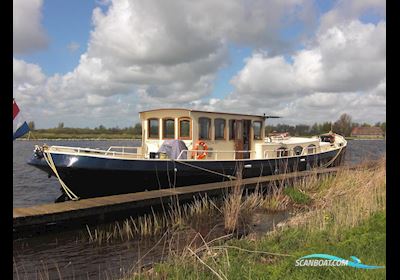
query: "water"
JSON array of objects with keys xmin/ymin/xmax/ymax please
[
  {"xmin": 13, "ymin": 140, "xmax": 141, "ymax": 208},
  {"xmin": 13, "ymin": 139, "xmax": 386, "ymax": 208},
  {"xmin": 13, "ymin": 139, "xmax": 386, "ymax": 279}
]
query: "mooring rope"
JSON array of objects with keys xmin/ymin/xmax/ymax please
[
  {"xmin": 172, "ymin": 159, "xmax": 237, "ymax": 180},
  {"xmin": 42, "ymin": 149, "xmax": 79, "ymax": 201},
  {"xmin": 320, "ymin": 146, "xmax": 344, "ymax": 169}
]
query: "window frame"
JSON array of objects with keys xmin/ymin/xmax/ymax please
[
  {"xmin": 307, "ymin": 144, "xmax": 317, "ymax": 154},
  {"xmin": 162, "ymin": 118, "xmax": 176, "ymax": 139},
  {"xmin": 147, "ymin": 118, "xmax": 160, "ymax": 139},
  {"xmin": 178, "ymin": 117, "xmax": 192, "ymax": 140},
  {"xmin": 214, "ymin": 118, "xmax": 226, "ymax": 140},
  {"xmin": 277, "ymin": 146, "xmax": 289, "ymax": 157},
  {"xmin": 253, "ymin": 121, "xmax": 262, "ymax": 140},
  {"xmin": 229, "ymin": 119, "xmax": 236, "ymax": 140},
  {"xmin": 293, "ymin": 146, "xmax": 303, "ymax": 156},
  {"xmin": 198, "ymin": 117, "xmax": 211, "ymax": 140}
]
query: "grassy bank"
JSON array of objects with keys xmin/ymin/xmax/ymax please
[
  {"xmin": 127, "ymin": 159, "xmax": 386, "ymax": 279},
  {"xmin": 149, "ymin": 211, "xmax": 385, "ymax": 279}
]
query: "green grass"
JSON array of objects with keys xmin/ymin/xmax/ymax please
[
  {"xmin": 149, "ymin": 211, "xmax": 386, "ymax": 279},
  {"xmin": 131, "ymin": 160, "xmax": 386, "ymax": 279},
  {"xmin": 283, "ymin": 187, "xmax": 312, "ymax": 205}
]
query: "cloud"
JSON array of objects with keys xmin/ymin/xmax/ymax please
[
  {"xmin": 13, "ymin": 0, "xmax": 48, "ymax": 54},
  {"xmin": 200, "ymin": 19, "xmax": 385, "ymax": 124},
  {"xmin": 294, "ymin": 20, "xmax": 386, "ymax": 92},
  {"xmin": 67, "ymin": 42, "xmax": 80, "ymax": 52},
  {"xmin": 13, "ymin": 0, "xmax": 385, "ymax": 128},
  {"xmin": 319, "ymin": 0, "xmax": 385, "ymax": 32},
  {"xmin": 14, "ymin": 0, "xmax": 315, "ymax": 127}
]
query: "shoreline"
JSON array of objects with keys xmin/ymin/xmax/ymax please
[
  {"xmin": 16, "ymin": 137, "xmax": 385, "ymax": 141},
  {"xmin": 16, "ymin": 138, "xmax": 140, "ymax": 141}
]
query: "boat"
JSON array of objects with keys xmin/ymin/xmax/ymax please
[{"xmin": 28, "ymin": 108, "xmax": 347, "ymax": 201}]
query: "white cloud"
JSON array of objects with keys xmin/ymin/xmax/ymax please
[
  {"xmin": 294, "ymin": 20, "xmax": 386, "ymax": 92},
  {"xmin": 13, "ymin": 0, "xmax": 385, "ymax": 128},
  {"xmin": 67, "ymin": 42, "xmax": 80, "ymax": 52},
  {"xmin": 13, "ymin": 0, "xmax": 48, "ymax": 54},
  {"xmin": 319, "ymin": 0, "xmax": 385, "ymax": 32},
  {"xmin": 201, "ymin": 19, "xmax": 385, "ymax": 124},
  {"xmin": 14, "ymin": 0, "xmax": 314, "ymax": 127}
]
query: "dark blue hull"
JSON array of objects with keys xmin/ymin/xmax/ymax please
[{"xmin": 28, "ymin": 147, "xmax": 346, "ymax": 199}]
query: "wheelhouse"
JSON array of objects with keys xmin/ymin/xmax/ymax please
[
  {"xmin": 138, "ymin": 108, "xmax": 346, "ymax": 160},
  {"xmin": 139, "ymin": 108, "xmax": 267, "ymax": 160}
]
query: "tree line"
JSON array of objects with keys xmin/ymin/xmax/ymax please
[
  {"xmin": 27, "ymin": 113, "xmax": 385, "ymax": 138},
  {"xmin": 266, "ymin": 114, "xmax": 386, "ymax": 137},
  {"xmin": 28, "ymin": 122, "xmax": 143, "ymax": 136}
]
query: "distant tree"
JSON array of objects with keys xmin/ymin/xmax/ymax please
[
  {"xmin": 295, "ymin": 124, "xmax": 309, "ymax": 136},
  {"xmin": 310, "ymin": 123, "xmax": 320, "ymax": 135},
  {"xmin": 333, "ymin": 113, "xmax": 352, "ymax": 136},
  {"xmin": 351, "ymin": 122, "xmax": 360, "ymax": 129},
  {"xmin": 265, "ymin": 125, "xmax": 275, "ymax": 135},
  {"xmin": 57, "ymin": 122, "xmax": 64, "ymax": 129},
  {"xmin": 380, "ymin": 122, "xmax": 386, "ymax": 135},
  {"xmin": 361, "ymin": 122, "xmax": 371, "ymax": 127},
  {"xmin": 28, "ymin": 121, "xmax": 35, "ymax": 130},
  {"xmin": 133, "ymin": 123, "xmax": 142, "ymax": 136},
  {"xmin": 321, "ymin": 122, "xmax": 332, "ymax": 133}
]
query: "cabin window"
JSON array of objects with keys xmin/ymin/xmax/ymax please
[
  {"xmin": 307, "ymin": 144, "xmax": 316, "ymax": 154},
  {"xmin": 163, "ymin": 118, "xmax": 175, "ymax": 139},
  {"xmin": 148, "ymin": 118, "xmax": 159, "ymax": 139},
  {"xmin": 253, "ymin": 121, "xmax": 262, "ymax": 140},
  {"xmin": 179, "ymin": 118, "xmax": 191, "ymax": 139},
  {"xmin": 214, "ymin": 118, "xmax": 226, "ymax": 140},
  {"xmin": 293, "ymin": 146, "xmax": 303, "ymax": 156},
  {"xmin": 198, "ymin": 117, "xmax": 211, "ymax": 140},
  {"xmin": 277, "ymin": 147, "xmax": 289, "ymax": 157},
  {"xmin": 229, "ymin": 120, "xmax": 237, "ymax": 140}
]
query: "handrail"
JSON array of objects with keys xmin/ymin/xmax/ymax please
[
  {"xmin": 262, "ymin": 144, "xmax": 337, "ymax": 159},
  {"xmin": 176, "ymin": 150, "xmax": 256, "ymax": 160},
  {"xmin": 48, "ymin": 145, "xmax": 140, "ymax": 157},
  {"xmin": 105, "ymin": 146, "xmax": 139, "ymax": 155}
]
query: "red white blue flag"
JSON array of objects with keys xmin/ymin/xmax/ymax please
[{"xmin": 13, "ymin": 99, "xmax": 30, "ymax": 140}]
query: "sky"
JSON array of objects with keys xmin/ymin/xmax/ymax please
[{"xmin": 13, "ymin": 0, "xmax": 386, "ymax": 128}]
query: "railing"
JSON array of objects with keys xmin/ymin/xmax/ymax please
[
  {"xmin": 262, "ymin": 144, "xmax": 339, "ymax": 159},
  {"xmin": 105, "ymin": 146, "xmax": 140, "ymax": 156},
  {"xmin": 176, "ymin": 150, "xmax": 256, "ymax": 160},
  {"xmin": 263, "ymin": 148, "xmax": 306, "ymax": 159},
  {"xmin": 48, "ymin": 145, "xmax": 142, "ymax": 158}
]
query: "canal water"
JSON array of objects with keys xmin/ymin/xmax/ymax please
[{"xmin": 13, "ymin": 139, "xmax": 386, "ymax": 279}]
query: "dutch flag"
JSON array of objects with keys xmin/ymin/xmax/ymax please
[{"xmin": 13, "ymin": 99, "xmax": 30, "ymax": 140}]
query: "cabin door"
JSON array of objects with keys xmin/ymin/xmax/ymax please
[
  {"xmin": 234, "ymin": 120, "xmax": 251, "ymax": 159},
  {"xmin": 242, "ymin": 120, "xmax": 251, "ymax": 159}
]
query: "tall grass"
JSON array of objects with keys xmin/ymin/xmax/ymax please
[
  {"xmin": 276, "ymin": 157, "xmax": 386, "ymax": 233},
  {"xmin": 137, "ymin": 157, "xmax": 386, "ymax": 279},
  {"xmin": 85, "ymin": 194, "xmax": 221, "ymax": 244},
  {"xmin": 87, "ymin": 157, "xmax": 386, "ymax": 258}
]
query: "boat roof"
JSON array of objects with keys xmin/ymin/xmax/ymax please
[
  {"xmin": 139, "ymin": 108, "xmax": 267, "ymax": 118},
  {"xmin": 267, "ymin": 137, "xmax": 320, "ymax": 145}
]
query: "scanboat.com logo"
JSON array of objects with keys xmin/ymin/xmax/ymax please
[{"xmin": 295, "ymin": 254, "xmax": 385, "ymax": 269}]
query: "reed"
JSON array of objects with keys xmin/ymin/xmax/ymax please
[
  {"xmin": 279, "ymin": 157, "xmax": 386, "ymax": 233},
  {"xmin": 86, "ymin": 157, "xmax": 385, "ymax": 247},
  {"xmin": 222, "ymin": 179, "xmax": 243, "ymax": 233},
  {"xmin": 85, "ymin": 194, "xmax": 222, "ymax": 244},
  {"xmin": 137, "ymin": 158, "xmax": 386, "ymax": 280},
  {"xmin": 261, "ymin": 185, "xmax": 291, "ymax": 211}
]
